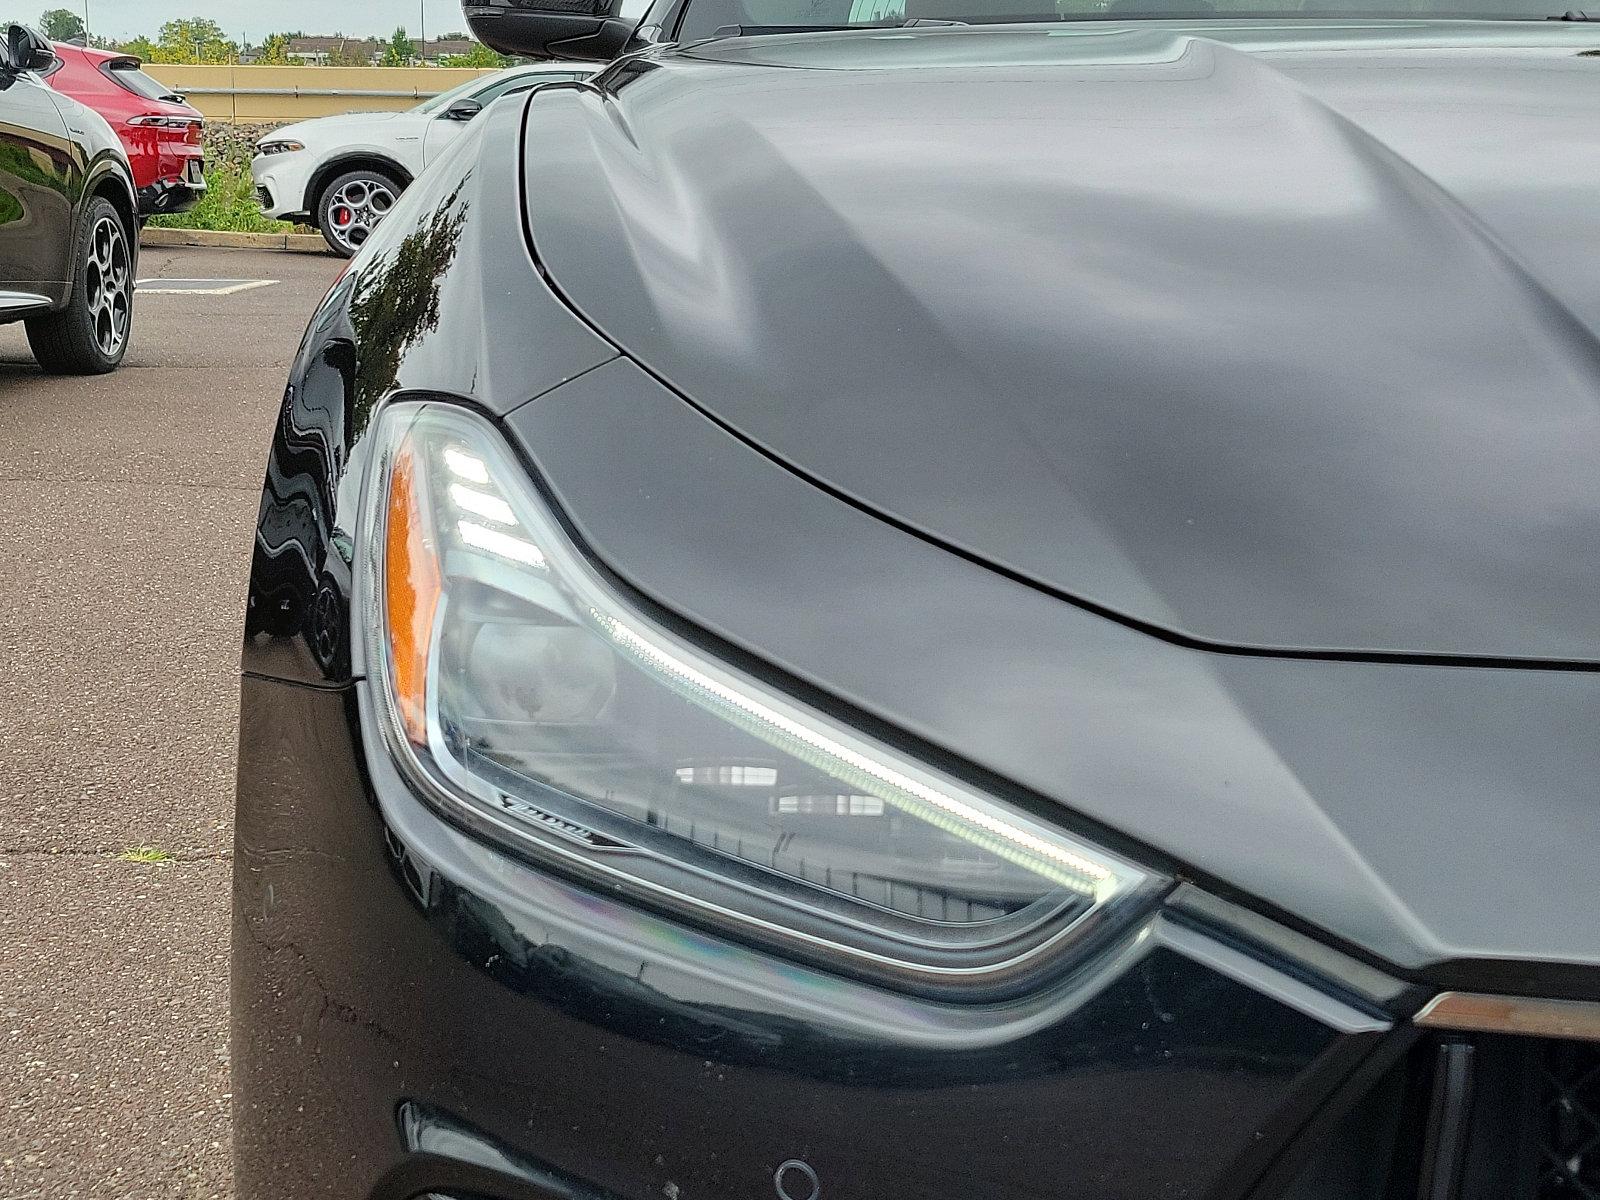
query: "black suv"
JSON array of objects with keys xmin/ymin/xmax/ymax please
[
  {"xmin": 0, "ymin": 24, "xmax": 137, "ymax": 375},
  {"xmin": 234, "ymin": 0, "xmax": 1600, "ymax": 1197}
]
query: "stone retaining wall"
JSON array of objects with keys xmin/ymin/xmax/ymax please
[{"xmin": 204, "ymin": 122, "xmax": 289, "ymax": 170}]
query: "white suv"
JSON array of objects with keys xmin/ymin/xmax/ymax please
[{"xmin": 251, "ymin": 62, "xmax": 593, "ymax": 256}]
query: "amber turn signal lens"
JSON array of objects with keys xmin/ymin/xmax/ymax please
[{"xmin": 385, "ymin": 440, "xmax": 442, "ymax": 746}]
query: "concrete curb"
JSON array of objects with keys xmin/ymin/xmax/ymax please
[{"xmin": 140, "ymin": 227, "xmax": 332, "ymax": 255}]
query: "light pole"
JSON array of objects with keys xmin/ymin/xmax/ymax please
[{"xmin": 419, "ymin": 0, "xmax": 427, "ymax": 64}]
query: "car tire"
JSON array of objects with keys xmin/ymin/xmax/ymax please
[
  {"xmin": 316, "ymin": 168, "xmax": 404, "ymax": 258},
  {"xmin": 25, "ymin": 197, "xmax": 135, "ymax": 376}
]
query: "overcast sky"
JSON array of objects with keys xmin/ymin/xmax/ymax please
[{"xmin": 63, "ymin": 0, "xmax": 473, "ymax": 42}]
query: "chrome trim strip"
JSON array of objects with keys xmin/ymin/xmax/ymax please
[
  {"xmin": 0, "ymin": 291, "xmax": 52, "ymax": 316},
  {"xmin": 1166, "ymin": 883, "xmax": 1411, "ymax": 1008},
  {"xmin": 1157, "ymin": 918, "xmax": 1391, "ymax": 1035},
  {"xmin": 1416, "ymin": 992, "xmax": 1600, "ymax": 1043}
]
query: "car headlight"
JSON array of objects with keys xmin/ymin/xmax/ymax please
[
  {"xmin": 257, "ymin": 140, "xmax": 305, "ymax": 156},
  {"xmin": 361, "ymin": 401, "xmax": 1162, "ymax": 995}
]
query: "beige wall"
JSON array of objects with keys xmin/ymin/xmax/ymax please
[{"xmin": 142, "ymin": 65, "xmax": 501, "ymax": 124}]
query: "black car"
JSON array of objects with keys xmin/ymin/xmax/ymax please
[
  {"xmin": 0, "ymin": 24, "xmax": 136, "ymax": 375},
  {"xmin": 232, "ymin": 0, "xmax": 1600, "ymax": 1195}
]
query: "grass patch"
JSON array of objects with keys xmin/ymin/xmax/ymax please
[
  {"xmin": 147, "ymin": 163, "xmax": 297, "ymax": 235},
  {"xmin": 117, "ymin": 845, "xmax": 174, "ymax": 865}
]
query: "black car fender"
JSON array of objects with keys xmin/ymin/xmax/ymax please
[
  {"xmin": 58, "ymin": 146, "xmax": 137, "ymax": 309},
  {"xmin": 80, "ymin": 147, "xmax": 135, "ymax": 216},
  {"xmin": 242, "ymin": 90, "xmax": 615, "ymax": 686}
]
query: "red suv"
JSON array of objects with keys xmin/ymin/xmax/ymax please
[{"xmin": 44, "ymin": 43, "xmax": 205, "ymax": 217}]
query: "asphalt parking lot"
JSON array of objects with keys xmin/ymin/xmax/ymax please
[{"xmin": 0, "ymin": 247, "xmax": 342, "ymax": 1199}]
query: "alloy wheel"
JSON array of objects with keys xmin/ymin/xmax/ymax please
[
  {"xmin": 85, "ymin": 215, "xmax": 131, "ymax": 360},
  {"xmin": 326, "ymin": 177, "xmax": 398, "ymax": 254}
]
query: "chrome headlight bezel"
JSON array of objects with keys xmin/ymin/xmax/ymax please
[{"xmin": 356, "ymin": 398, "xmax": 1166, "ymax": 998}]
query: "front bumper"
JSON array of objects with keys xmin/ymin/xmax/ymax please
[
  {"xmin": 251, "ymin": 152, "xmax": 316, "ymax": 223},
  {"xmin": 235, "ymin": 675, "xmax": 1413, "ymax": 1200}
]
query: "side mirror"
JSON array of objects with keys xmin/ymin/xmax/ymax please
[
  {"xmin": 442, "ymin": 98, "xmax": 484, "ymax": 122},
  {"xmin": 463, "ymin": 0, "xmax": 638, "ymax": 62},
  {"xmin": 3, "ymin": 24, "xmax": 59, "ymax": 74}
]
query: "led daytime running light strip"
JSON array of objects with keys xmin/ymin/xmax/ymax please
[
  {"xmin": 592, "ymin": 610, "xmax": 1120, "ymax": 901},
  {"xmin": 380, "ymin": 413, "xmax": 1131, "ymax": 911}
]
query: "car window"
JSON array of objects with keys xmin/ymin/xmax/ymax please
[
  {"xmin": 471, "ymin": 72, "xmax": 579, "ymax": 104},
  {"xmin": 414, "ymin": 75, "xmax": 494, "ymax": 114},
  {"xmin": 414, "ymin": 71, "xmax": 581, "ymax": 115},
  {"xmin": 103, "ymin": 59, "xmax": 182, "ymax": 102}
]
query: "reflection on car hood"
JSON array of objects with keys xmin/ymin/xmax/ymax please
[{"xmin": 526, "ymin": 21, "xmax": 1600, "ymax": 663}]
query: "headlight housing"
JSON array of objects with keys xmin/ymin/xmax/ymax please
[
  {"xmin": 362, "ymin": 401, "xmax": 1161, "ymax": 996},
  {"xmin": 256, "ymin": 140, "xmax": 305, "ymax": 156}
]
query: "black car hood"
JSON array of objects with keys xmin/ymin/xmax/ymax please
[{"xmin": 524, "ymin": 21, "xmax": 1600, "ymax": 662}]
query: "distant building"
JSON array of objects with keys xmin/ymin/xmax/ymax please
[
  {"xmin": 284, "ymin": 36, "xmax": 383, "ymax": 65},
  {"xmin": 421, "ymin": 38, "xmax": 477, "ymax": 63}
]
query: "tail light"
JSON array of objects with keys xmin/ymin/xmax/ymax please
[{"xmin": 127, "ymin": 115, "xmax": 204, "ymax": 144}]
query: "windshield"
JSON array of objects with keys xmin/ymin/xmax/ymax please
[{"xmin": 678, "ymin": 0, "xmax": 1583, "ymax": 39}]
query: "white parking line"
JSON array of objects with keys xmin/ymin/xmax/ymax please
[{"xmin": 135, "ymin": 279, "xmax": 280, "ymax": 296}]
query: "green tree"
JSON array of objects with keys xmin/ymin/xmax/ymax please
[
  {"xmin": 382, "ymin": 26, "xmax": 415, "ymax": 66},
  {"xmin": 439, "ymin": 42, "xmax": 510, "ymax": 68},
  {"xmin": 325, "ymin": 43, "xmax": 368, "ymax": 66},
  {"xmin": 150, "ymin": 16, "xmax": 237, "ymax": 64},
  {"xmin": 117, "ymin": 35, "xmax": 159, "ymax": 60},
  {"xmin": 38, "ymin": 7, "xmax": 84, "ymax": 40},
  {"xmin": 254, "ymin": 32, "xmax": 299, "ymax": 65}
]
